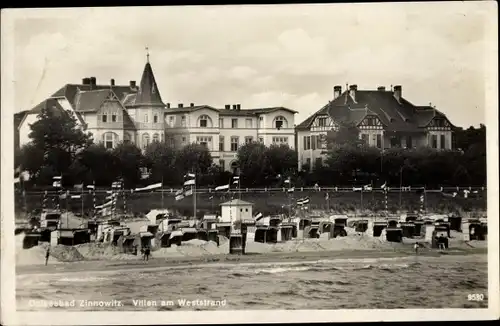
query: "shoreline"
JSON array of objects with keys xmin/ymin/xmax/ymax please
[{"xmin": 16, "ymin": 247, "xmax": 487, "ymax": 276}]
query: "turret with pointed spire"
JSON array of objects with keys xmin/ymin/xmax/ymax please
[{"xmin": 132, "ymin": 48, "xmax": 165, "ymax": 108}]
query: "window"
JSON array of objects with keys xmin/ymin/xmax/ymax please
[
  {"xmin": 153, "ymin": 133, "xmax": 159, "ymax": 143},
  {"xmin": 245, "ymin": 208, "xmax": 248, "ymax": 212},
  {"xmin": 231, "ymin": 136, "xmax": 239, "ymax": 151},
  {"xmin": 431, "ymin": 135, "xmax": 438, "ymax": 149},
  {"xmin": 161, "ymin": 133, "xmax": 164, "ymax": 142},
  {"xmin": 245, "ymin": 136, "xmax": 253, "ymax": 144},
  {"xmin": 219, "ymin": 159, "xmax": 225, "ymax": 171},
  {"xmin": 440, "ymin": 135, "xmax": 446, "ymax": 149},
  {"xmin": 153, "ymin": 114, "xmax": 158, "ymax": 123},
  {"xmin": 315, "ymin": 158, "xmax": 323, "ymax": 168},
  {"xmin": 144, "ymin": 114, "xmax": 148, "ymax": 123},
  {"xmin": 274, "ymin": 116, "xmax": 287, "ymax": 129},
  {"xmin": 217, "ymin": 136, "xmax": 225, "ymax": 151},
  {"xmin": 219, "ymin": 118, "xmax": 224, "ymax": 128},
  {"xmin": 311, "ymin": 136, "xmax": 317, "ymax": 150},
  {"xmin": 390, "ymin": 135, "xmax": 400, "ymax": 148},
  {"xmin": 272, "ymin": 137, "xmax": 288, "ymax": 144},
  {"xmin": 169, "ymin": 116, "xmax": 174, "ymax": 124},
  {"xmin": 318, "ymin": 117, "xmax": 327, "ymax": 127},
  {"xmin": 123, "ymin": 132, "xmax": 131, "ymax": 144},
  {"xmin": 303, "ymin": 136, "xmax": 311, "ymax": 150},
  {"xmin": 407, "ymin": 136, "xmax": 413, "ymax": 149},
  {"xmin": 182, "ymin": 136, "xmax": 186, "ymax": 143},
  {"xmin": 111, "ymin": 114, "xmax": 117, "ymax": 122},
  {"xmin": 376, "ymin": 134, "xmax": 382, "ymax": 148},
  {"xmin": 142, "ymin": 133, "xmax": 150, "ymax": 149},
  {"xmin": 197, "ymin": 136, "xmax": 212, "ymax": 148},
  {"xmin": 245, "ymin": 119, "xmax": 252, "ymax": 128},
  {"xmin": 231, "ymin": 119, "xmax": 238, "ymax": 128},
  {"xmin": 361, "ymin": 134, "xmax": 369, "ymax": 144},
  {"xmin": 181, "ymin": 116, "xmax": 186, "ymax": 127},
  {"xmin": 306, "ymin": 158, "xmax": 311, "ymax": 166},
  {"xmin": 317, "ymin": 135, "xmax": 323, "ymax": 149},
  {"xmin": 199, "ymin": 115, "xmax": 211, "ymax": 128},
  {"xmin": 258, "ymin": 116, "xmax": 263, "ymax": 128},
  {"xmin": 259, "ymin": 137, "xmax": 264, "ymax": 143},
  {"xmin": 102, "ymin": 132, "xmax": 118, "ymax": 149},
  {"xmin": 102, "ymin": 114, "xmax": 107, "ymax": 123}
]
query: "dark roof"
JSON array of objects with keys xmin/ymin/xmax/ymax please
[
  {"xmin": 218, "ymin": 106, "xmax": 297, "ymax": 117},
  {"xmin": 14, "ymin": 111, "xmax": 29, "ymax": 130},
  {"xmin": 296, "ymin": 89, "xmax": 453, "ymax": 132},
  {"xmin": 165, "ymin": 105, "xmax": 219, "ymax": 114},
  {"xmin": 74, "ymin": 89, "xmax": 111, "ymax": 112},
  {"xmin": 29, "ymin": 98, "xmax": 66, "ymax": 116},
  {"xmin": 130, "ymin": 62, "xmax": 165, "ymax": 107}
]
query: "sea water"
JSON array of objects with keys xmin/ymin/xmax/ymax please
[{"xmin": 16, "ymin": 254, "xmax": 488, "ymax": 310}]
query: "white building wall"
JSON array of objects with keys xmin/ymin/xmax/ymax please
[
  {"xmin": 220, "ymin": 204, "xmax": 252, "ymax": 222},
  {"xmin": 19, "ymin": 114, "xmax": 38, "ymax": 147}
]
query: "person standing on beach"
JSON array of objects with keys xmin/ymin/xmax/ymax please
[
  {"xmin": 45, "ymin": 246, "xmax": 51, "ymax": 266},
  {"xmin": 414, "ymin": 242, "xmax": 419, "ymax": 255},
  {"xmin": 144, "ymin": 246, "xmax": 151, "ymax": 262}
]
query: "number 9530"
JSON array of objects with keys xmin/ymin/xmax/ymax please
[{"xmin": 468, "ymin": 294, "xmax": 485, "ymax": 301}]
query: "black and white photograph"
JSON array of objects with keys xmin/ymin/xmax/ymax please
[{"xmin": 1, "ymin": 2, "xmax": 498, "ymax": 324}]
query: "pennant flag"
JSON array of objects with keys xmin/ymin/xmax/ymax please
[
  {"xmin": 184, "ymin": 188, "xmax": 193, "ymax": 197},
  {"xmin": 302, "ymin": 197, "xmax": 310, "ymax": 204},
  {"xmin": 87, "ymin": 185, "xmax": 95, "ymax": 190},
  {"xmin": 209, "ymin": 195, "xmax": 214, "ymax": 200},
  {"xmin": 284, "ymin": 179, "xmax": 290, "ymax": 184},
  {"xmin": 255, "ymin": 212, "xmax": 263, "ymax": 220},
  {"xmin": 59, "ymin": 192, "xmax": 68, "ymax": 200},
  {"xmin": 233, "ymin": 176, "xmax": 240, "ymax": 180},
  {"xmin": 106, "ymin": 190, "xmax": 113, "ymax": 194},
  {"xmin": 111, "ymin": 181, "xmax": 122, "ymax": 189},
  {"xmin": 233, "ymin": 180, "xmax": 239, "ymax": 185},
  {"xmin": 147, "ymin": 183, "xmax": 162, "ymax": 190},
  {"xmin": 71, "ymin": 195, "xmax": 82, "ymax": 199},
  {"xmin": 74, "ymin": 183, "xmax": 83, "ymax": 190},
  {"xmin": 287, "ymin": 187, "xmax": 295, "ymax": 193},
  {"xmin": 175, "ymin": 194, "xmax": 185, "ymax": 201},
  {"xmin": 363, "ymin": 185, "xmax": 372, "ymax": 191},
  {"xmin": 175, "ymin": 189, "xmax": 184, "ymax": 196},
  {"xmin": 353, "ymin": 187, "xmax": 362, "ymax": 192},
  {"xmin": 381, "ymin": 182, "xmax": 386, "ymax": 190},
  {"xmin": 215, "ymin": 184, "xmax": 230, "ymax": 191},
  {"xmin": 184, "ymin": 179, "xmax": 195, "ymax": 186},
  {"xmin": 185, "ymin": 173, "xmax": 196, "ymax": 179},
  {"xmin": 53, "ymin": 176, "xmax": 62, "ymax": 180},
  {"xmin": 95, "ymin": 200, "xmax": 114, "ymax": 209},
  {"xmin": 52, "ymin": 181, "xmax": 62, "ymax": 188}
]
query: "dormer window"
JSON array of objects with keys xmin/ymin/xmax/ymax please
[
  {"xmin": 199, "ymin": 115, "xmax": 209, "ymax": 128},
  {"xmin": 274, "ymin": 116, "xmax": 287, "ymax": 130}
]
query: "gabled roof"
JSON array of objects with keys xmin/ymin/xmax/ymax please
[
  {"xmin": 130, "ymin": 62, "xmax": 165, "ymax": 107},
  {"xmin": 218, "ymin": 106, "xmax": 298, "ymax": 117},
  {"xmin": 74, "ymin": 89, "xmax": 112, "ymax": 112},
  {"xmin": 28, "ymin": 98, "xmax": 66, "ymax": 116},
  {"xmin": 14, "ymin": 111, "xmax": 29, "ymax": 130},
  {"xmin": 296, "ymin": 88, "xmax": 454, "ymax": 133},
  {"xmin": 165, "ymin": 105, "xmax": 219, "ymax": 114}
]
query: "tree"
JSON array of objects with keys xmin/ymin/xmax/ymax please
[
  {"xmin": 176, "ymin": 143, "xmax": 213, "ymax": 176},
  {"xmin": 237, "ymin": 142, "xmax": 272, "ymax": 186},
  {"xmin": 112, "ymin": 142, "xmax": 144, "ymax": 187},
  {"xmin": 325, "ymin": 121, "xmax": 364, "ymax": 148},
  {"xmin": 266, "ymin": 144, "xmax": 297, "ymax": 179},
  {"xmin": 28, "ymin": 108, "xmax": 92, "ymax": 176},
  {"xmin": 144, "ymin": 142, "xmax": 179, "ymax": 186},
  {"xmin": 78, "ymin": 144, "xmax": 119, "ymax": 186},
  {"xmin": 16, "ymin": 143, "xmax": 44, "ymax": 178}
]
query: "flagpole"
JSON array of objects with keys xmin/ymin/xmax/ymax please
[
  {"xmin": 161, "ymin": 175, "xmax": 164, "ymax": 210},
  {"xmin": 193, "ymin": 173, "xmax": 197, "ymax": 220},
  {"xmin": 66, "ymin": 190, "xmax": 69, "ymax": 229},
  {"xmin": 288, "ymin": 180, "xmax": 291, "ymax": 219},
  {"xmin": 81, "ymin": 185, "xmax": 84, "ymax": 219}
]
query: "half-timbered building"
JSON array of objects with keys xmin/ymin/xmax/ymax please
[{"xmin": 295, "ymin": 85, "xmax": 455, "ymax": 171}]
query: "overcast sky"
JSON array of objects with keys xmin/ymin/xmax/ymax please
[{"xmin": 11, "ymin": 2, "xmax": 495, "ymax": 128}]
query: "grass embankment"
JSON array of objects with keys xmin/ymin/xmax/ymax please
[{"xmin": 17, "ymin": 190, "xmax": 486, "ymax": 218}]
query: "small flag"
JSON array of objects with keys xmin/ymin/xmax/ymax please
[
  {"xmin": 175, "ymin": 194, "xmax": 185, "ymax": 201},
  {"xmin": 233, "ymin": 176, "xmax": 240, "ymax": 180},
  {"xmin": 52, "ymin": 181, "xmax": 62, "ymax": 188},
  {"xmin": 74, "ymin": 183, "xmax": 83, "ymax": 190},
  {"xmin": 175, "ymin": 189, "xmax": 184, "ymax": 196},
  {"xmin": 209, "ymin": 195, "xmax": 214, "ymax": 200},
  {"xmin": 53, "ymin": 176, "xmax": 62, "ymax": 180},
  {"xmin": 59, "ymin": 192, "xmax": 68, "ymax": 199},
  {"xmin": 147, "ymin": 183, "xmax": 162, "ymax": 190},
  {"xmin": 87, "ymin": 185, "xmax": 95, "ymax": 190},
  {"xmin": 184, "ymin": 188, "xmax": 193, "ymax": 197},
  {"xmin": 71, "ymin": 195, "xmax": 82, "ymax": 199},
  {"xmin": 302, "ymin": 197, "xmax": 310, "ymax": 204},
  {"xmin": 284, "ymin": 179, "xmax": 290, "ymax": 184},
  {"xmin": 185, "ymin": 173, "xmax": 196, "ymax": 178},
  {"xmin": 215, "ymin": 184, "xmax": 230, "ymax": 191},
  {"xmin": 184, "ymin": 179, "xmax": 195, "ymax": 186},
  {"xmin": 363, "ymin": 185, "xmax": 372, "ymax": 191},
  {"xmin": 111, "ymin": 181, "xmax": 122, "ymax": 188},
  {"xmin": 255, "ymin": 212, "xmax": 263, "ymax": 220},
  {"xmin": 353, "ymin": 187, "xmax": 362, "ymax": 192},
  {"xmin": 287, "ymin": 187, "xmax": 295, "ymax": 193},
  {"xmin": 233, "ymin": 180, "xmax": 239, "ymax": 185},
  {"xmin": 381, "ymin": 182, "xmax": 386, "ymax": 190}
]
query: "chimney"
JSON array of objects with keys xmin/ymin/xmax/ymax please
[
  {"xmin": 236, "ymin": 104, "xmax": 241, "ymax": 110},
  {"xmin": 333, "ymin": 85, "xmax": 342, "ymax": 99},
  {"xmin": 82, "ymin": 78, "xmax": 91, "ymax": 85},
  {"xmin": 166, "ymin": 103, "xmax": 170, "ymax": 109},
  {"xmin": 349, "ymin": 84, "xmax": 357, "ymax": 101},
  {"xmin": 225, "ymin": 104, "xmax": 231, "ymax": 110},
  {"xmin": 90, "ymin": 77, "xmax": 96, "ymax": 85},
  {"xmin": 393, "ymin": 85, "xmax": 402, "ymax": 102},
  {"xmin": 130, "ymin": 80, "xmax": 137, "ymax": 89},
  {"xmin": 232, "ymin": 104, "xmax": 237, "ymax": 110},
  {"xmin": 179, "ymin": 103, "xmax": 183, "ymax": 108},
  {"xmin": 190, "ymin": 103, "xmax": 194, "ymax": 107},
  {"xmin": 110, "ymin": 79, "xmax": 115, "ymax": 86},
  {"xmin": 377, "ymin": 86, "xmax": 386, "ymax": 91}
]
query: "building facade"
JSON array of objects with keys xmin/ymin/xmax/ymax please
[
  {"xmin": 164, "ymin": 104, "xmax": 296, "ymax": 173},
  {"xmin": 295, "ymin": 85, "xmax": 455, "ymax": 171},
  {"xmin": 16, "ymin": 58, "xmax": 296, "ymax": 173}
]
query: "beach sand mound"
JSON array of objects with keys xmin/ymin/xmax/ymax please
[
  {"xmin": 75, "ymin": 242, "xmax": 122, "ymax": 260},
  {"xmin": 15, "ymin": 234, "xmax": 83, "ymax": 265},
  {"xmin": 16, "ymin": 245, "xmax": 61, "ymax": 266},
  {"xmin": 46, "ymin": 244, "xmax": 85, "ymax": 262},
  {"xmin": 153, "ymin": 240, "xmax": 225, "ymax": 258}
]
